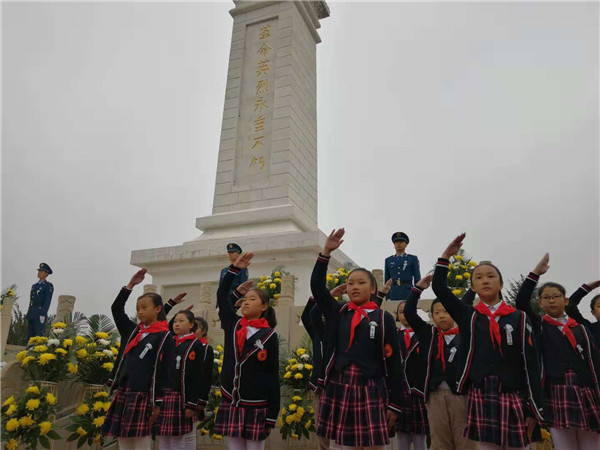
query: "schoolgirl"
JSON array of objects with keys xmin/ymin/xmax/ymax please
[
  {"xmin": 565, "ymin": 280, "xmax": 600, "ymax": 345},
  {"xmin": 432, "ymin": 233, "xmax": 543, "ymax": 450},
  {"xmin": 155, "ymin": 310, "xmax": 213, "ymax": 450},
  {"xmin": 395, "ymin": 297, "xmax": 429, "ymax": 450},
  {"xmin": 403, "ymin": 275, "xmax": 475, "ymax": 450},
  {"xmin": 312, "ymin": 229, "xmax": 404, "ymax": 450},
  {"xmin": 102, "ymin": 268, "xmax": 174, "ymax": 450},
  {"xmin": 214, "ymin": 252, "xmax": 280, "ymax": 450},
  {"xmin": 515, "ymin": 254, "xmax": 600, "ymax": 449}
]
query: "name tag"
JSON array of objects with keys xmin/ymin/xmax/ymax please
[
  {"xmin": 176, "ymin": 355, "xmax": 182, "ymax": 369},
  {"xmin": 505, "ymin": 324, "xmax": 514, "ymax": 346},
  {"xmin": 576, "ymin": 344, "xmax": 585, "ymax": 359},
  {"xmin": 139, "ymin": 343, "xmax": 153, "ymax": 359},
  {"xmin": 369, "ymin": 321, "xmax": 378, "ymax": 340},
  {"xmin": 448, "ymin": 347, "xmax": 457, "ymax": 363}
]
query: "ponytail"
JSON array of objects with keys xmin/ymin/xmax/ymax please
[{"xmin": 261, "ymin": 306, "xmax": 277, "ymax": 328}]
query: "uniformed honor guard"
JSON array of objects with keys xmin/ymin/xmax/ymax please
[
  {"xmin": 219, "ymin": 243, "xmax": 248, "ymax": 298},
  {"xmin": 385, "ymin": 233, "xmax": 421, "ymax": 301},
  {"xmin": 26, "ymin": 263, "xmax": 54, "ymax": 339}
]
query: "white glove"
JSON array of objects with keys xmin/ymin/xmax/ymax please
[{"xmin": 40, "ymin": 316, "xmax": 45, "ymax": 324}]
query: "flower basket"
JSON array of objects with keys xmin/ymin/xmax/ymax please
[
  {"xmin": 70, "ymin": 333, "xmax": 118, "ymax": 385},
  {"xmin": 66, "ymin": 390, "xmax": 111, "ymax": 448},
  {"xmin": 281, "ymin": 348, "xmax": 313, "ymax": 392},
  {"xmin": 256, "ymin": 268, "xmax": 290, "ymax": 305},
  {"xmin": 17, "ymin": 331, "xmax": 73, "ymax": 383},
  {"xmin": 446, "ymin": 250, "xmax": 478, "ymax": 298}
]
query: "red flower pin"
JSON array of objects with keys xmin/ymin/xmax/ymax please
[
  {"xmin": 384, "ymin": 343, "xmax": 393, "ymax": 358},
  {"xmin": 189, "ymin": 351, "xmax": 196, "ymax": 361},
  {"xmin": 257, "ymin": 349, "xmax": 267, "ymax": 362}
]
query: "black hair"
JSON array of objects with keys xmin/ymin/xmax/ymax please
[
  {"xmin": 174, "ymin": 310, "xmax": 198, "ymax": 333},
  {"xmin": 348, "ymin": 268, "xmax": 379, "ymax": 303},
  {"xmin": 395, "ymin": 300, "xmax": 407, "ymax": 321},
  {"xmin": 249, "ymin": 288, "xmax": 277, "ymax": 328},
  {"xmin": 431, "ymin": 298, "xmax": 443, "ymax": 313},
  {"xmin": 472, "ymin": 262, "xmax": 505, "ymax": 299},
  {"xmin": 537, "ymin": 282, "xmax": 566, "ymax": 298},
  {"xmin": 137, "ymin": 293, "xmax": 166, "ymax": 321},
  {"xmin": 591, "ymin": 294, "xmax": 600, "ymax": 312},
  {"xmin": 195, "ymin": 316, "xmax": 209, "ymax": 336}
]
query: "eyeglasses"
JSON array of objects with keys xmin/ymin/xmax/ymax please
[{"xmin": 540, "ymin": 295, "xmax": 563, "ymax": 301}]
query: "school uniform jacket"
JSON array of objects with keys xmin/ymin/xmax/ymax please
[
  {"xmin": 107, "ymin": 287, "xmax": 175, "ymax": 407},
  {"xmin": 516, "ymin": 273, "xmax": 600, "ymax": 396},
  {"xmin": 566, "ymin": 283, "xmax": 600, "ymax": 346},
  {"xmin": 404, "ymin": 287, "xmax": 466, "ymax": 399},
  {"xmin": 310, "ymin": 253, "xmax": 404, "ymax": 414},
  {"xmin": 217, "ymin": 266, "xmax": 280, "ymax": 428},
  {"xmin": 432, "ymin": 258, "xmax": 544, "ymax": 422},
  {"xmin": 301, "ymin": 297, "xmax": 326, "ymax": 392}
]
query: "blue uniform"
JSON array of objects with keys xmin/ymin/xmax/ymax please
[
  {"xmin": 26, "ymin": 280, "xmax": 54, "ymax": 338},
  {"xmin": 384, "ymin": 253, "xmax": 421, "ymax": 300},
  {"xmin": 219, "ymin": 267, "xmax": 248, "ymax": 296}
]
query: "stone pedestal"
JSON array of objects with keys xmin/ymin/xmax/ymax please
[
  {"xmin": 54, "ymin": 295, "xmax": 75, "ymax": 324},
  {"xmin": 0, "ymin": 298, "xmax": 14, "ymax": 356}
]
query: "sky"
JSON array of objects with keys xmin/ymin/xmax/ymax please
[{"xmin": 2, "ymin": 1, "xmax": 599, "ymax": 320}]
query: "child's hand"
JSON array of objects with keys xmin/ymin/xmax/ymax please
[
  {"xmin": 172, "ymin": 292, "xmax": 187, "ymax": 304},
  {"xmin": 126, "ymin": 268, "xmax": 147, "ymax": 290},
  {"xmin": 323, "ymin": 228, "xmax": 345, "ymax": 256},
  {"xmin": 184, "ymin": 408, "xmax": 196, "ymax": 420},
  {"xmin": 237, "ymin": 280, "xmax": 254, "ymax": 296},
  {"xmin": 380, "ymin": 279, "xmax": 393, "ymax": 295},
  {"xmin": 233, "ymin": 252, "xmax": 254, "ymax": 270},
  {"xmin": 525, "ymin": 416, "xmax": 538, "ymax": 440},
  {"xmin": 416, "ymin": 274, "xmax": 433, "ymax": 290},
  {"xmin": 385, "ymin": 409, "xmax": 398, "ymax": 432},
  {"xmin": 586, "ymin": 280, "xmax": 600, "ymax": 290},
  {"xmin": 533, "ymin": 253, "xmax": 550, "ymax": 276},
  {"xmin": 442, "ymin": 233, "xmax": 466, "ymax": 259},
  {"xmin": 330, "ymin": 283, "xmax": 347, "ymax": 298},
  {"xmin": 184, "ymin": 305, "xmax": 194, "ymax": 311},
  {"xmin": 148, "ymin": 406, "xmax": 160, "ymax": 427}
]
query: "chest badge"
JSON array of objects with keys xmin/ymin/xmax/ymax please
[
  {"xmin": 384, "ymin": 343, "xmax": 393, "ymax": 358},
  {"xmin": 188, "ymin": 351, "xmax": 196, "ymax": 361}
]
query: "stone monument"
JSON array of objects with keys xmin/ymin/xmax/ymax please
[{"xmin": 131, "ymin": 1, "xmax": 354, "ymax": 344}]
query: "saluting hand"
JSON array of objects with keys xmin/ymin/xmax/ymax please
[
  {"xmin": 172, "ymin": 292, "xmax": 187, "ymax": 304},
  {"xmin": 533, "ymin": 253, "xmax": 550, "ymax": 276},
  {"xmin": 330, "ymin": 283, "xmax": 347, "ymax": 298},
  {"xmin": 234, "ymin": 252, "xmax": 254, "ymax": 270},
  {"xmin": 237, "ymin": 280, "xmax": 254, "ymax": 296},
  {"xmin": 126, "ymin": 268, "xmax": 147, "ymax": 290},
  {"xmin": 380, "ymin": 279, "xmax": 393, "ymax": 295},
  {"xmin": 442, "ymin": 233, "xmax": 466, "ymax": 260},
  {"xmin": 585, "ymin": 280, "xmax": 600, "ymax": 290},
  {"xmin": 416, "ymin": 274, "xmax": 433, "ymax": 290},
  {"xmin": 323, "ymin": 228, "xmax": 345, "ymax": 256}
]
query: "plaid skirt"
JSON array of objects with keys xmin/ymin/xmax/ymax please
[
  {"xmin": 102, "ymin": 386, "xmax": 152, "ymax": 438},
  {"xmin": 545, "ymin": 371, "xmax": 600, "ymax": 432},
  {"xmin": 213, "ymin": 398, "xmax": 269, "ymax": 441},
  {"xmin": 152, "ymin": 389, "xmax": 195, "ymax": 436},
  {"xmin": 317, "ymin": 364, "xmax": 390, "ymax": 447},
  {"xmin": 465, "ymin": 375, "xmax": 540, "ymax": 447},
  {"xmin": 396, "ymin": 389, "xmax": 429, "ymax": 435}
]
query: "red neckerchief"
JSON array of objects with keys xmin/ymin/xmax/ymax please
[
  {"xmin": 199, "ymin": 337, "xmax": 208, "ymax": 345},
  {"xmin": 124, "ymin": 321, "xmax": 169, "ymax": 355},
  {"xmin": 346, "ymin": 301, "xmax": 379, "ymax": 351},
  {"xmin": 436, "ymin": 327, "xmax": 459, "ymax": 372},
  {"xmin": 473, "ymin": 301, "xmax": 515, "ymax": 354},
  {"xmin": 402, "ymin": 328, "xmax": 414, "ymax": 351},
  {"xmin": 542, "ymin": 315, "xmax": 579, "ymax": 351},
  {"xmin": 175, "ymin": 333, "xmax": 195, "ymax": 347},
  {"xmin": 236, "ymin": 317, "xmax": 269, "ymax": 356}
]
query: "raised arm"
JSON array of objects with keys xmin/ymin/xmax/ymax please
[
  {"xmin": 431, "ymin": 234, "xmax": 471, "ymax": 329},
  {"xmin": 311, "ymin": 229, "xmax": 346, "ymax": 306},
  {"xmin": 217, "ymin": 253, "xmax": 254, "ymax": 327},
  {"xmin": 404, "ymin": 275, "xmax": 433, "ymax": 338},
  {"xmin": 566, "ymin": 281, "xmax": 599, "ymax": 328},
  {"xmin": 515, "ymin": 254, "xmax": 549, "ymax": 332},
  {"xmin": 112, "ymin": 269, "xmax": 148, "ymax": 338}
]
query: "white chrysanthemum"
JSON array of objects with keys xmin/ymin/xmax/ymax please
[
  {"xmin": 103, "ymin": 349, "xmax": 113, "ymax": 357},
  {"xmin": 300, "ymin": 353, "xmax": 310, "ymax": 360},
  {"xmin": 214, "ymin": 359, "xmax": 221, "ymax": 365},
  {"xmin": 296, "ymin": 363, "xmax": 304, "ymax": 370},
  {"xmin": 47, "ymin": 338, "xmax": 60, "ymax": 346},
  {"xmin": 52, "ymin": 329, "xmax": 64, "ymax": 335},
  {"xmin": 98, "ymin": 339, "xmax": 111, "ymax": 346}
]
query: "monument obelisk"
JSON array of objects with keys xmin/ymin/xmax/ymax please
[{"xmin": 131, "ymin": 1, "xmax": 353, "ymax": 340}]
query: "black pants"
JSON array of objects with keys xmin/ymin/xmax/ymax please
[{"xmin": 28, "ymin": 317, "xmax": 45, "ymax": 338}]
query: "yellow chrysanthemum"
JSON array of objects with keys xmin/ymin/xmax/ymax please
[
  {"xmin": 102, "ymin": 362, "xmax": 114, "ymax": 371},
  {"xmin": 277, "ymin": 417, "xmax": 283, "ymax": 427},
  {"xmin": 39, "ymin": 353, "xmax": 56, "ymax": 365},
  {"xmin": 16, "ymin": 351, "xmax": 27, "ymax": 362},
  {"xmin": 469, "ymin": 261, "xmax": 477, "ymax": 267},
  {"xmin": 26, "ymin": 399, "xmax": 40, "ymax": 411},
  {"xmin": 28, "ymin": 336, "xmax": 48, "ymax": 345},
  {"xmin": 455, "ymin": 255, "xmax": 463, "ymax": 261},
  {"xmin": 305, "ymin": 364, "xmax": 313, "ymax": 370},
  {"xmin": 75, "ymin": 336, "xmax": 87, "ymax": 345},
  {"xmin": 291, "ymin": 433, "xmax": 299, "ymax": 439},
  {"xmin": 269, "ymin": 283, "xmax": 276, "ymax": 290},
  {"xmin": 33, "ymin": 345, "xmax": 47, "ymax": 353},
  {"xmin": 285, "ymin": 415, "xmax": 295, "ymax": 425},
  {"xmin": 92, "ymin": 416, "xmax": 105, "ymax": 427},
  {"xmin": 294, "ymin": 373, "xmax": 303, "ymax": 379},
  {"xmin": 464, "ymin": 272, "xmax": 471, "ymax": 279},
  {"xmin": 452, "ymin": 289, "xmax": 462, "ymax": 296},
  {"xmin": 68, "ymin": 362, "xmax": 78, "ymax": 374},
  {"xmin": 76, "ymin": 349, "xmax": 88, "ymax": 359},
  {"xmin": 5, "ymin": 418, "xmax": 19, "ymax": 432},
  {"xmin": 94, "ymin": 351, "xmax": 105, "ymax": 358},
  {"xmin": 216, "ymin": 345, "xmax": 223, "ymax": 352},
  {"xmin": 54, "ymin": 348, "xmax": 67, "ymax": 356},
  {"xmin": 281, "ymin": 408, "xmax": 287, "ymax": 414},
  {"xmin": 5, "ymin": 438, "xmax": 17, "ymax": 449},
  {"xmin": 5, "ymin": 404, "xmax": 17, "ymax": 416},
  {"xmin": 212, "ymin": 434, "xmax": 222, "ymax": 440},
  {"xmin": 95, "ymin": 332, "xmax": 109, "ymax": 339},
  {"xmin": 291, "ymin": 364, "xmax": 298, "ymax": 370},
  {"xmin": 2, "ymin": 396, "xmax": 15, "ymax": 407},
  {"xmin": 94, "ymin": 391, "xmax": 109, "ymax": 398},
  {"xmin": 45, "ymin": 393, "xmax": 57, "ymax": 405},
  {"xmin": 53, "ymin": 322, "xmax": 67, "ymax": 329},
  {"xmin": 115, "ymin": 341, "xmax": 120, "ymax": 348},
  {"xmin": 19, "ymin": 415, "xmax": 34, "ymax": 427},
  {"xmin": 541, "ymin": 428, "xmax": 551, "ymax": 440},
  {"xmin": 76, "ymin": 403, "xmax": 89, "ymax": 415},
  {"xmin": 215, "ymin": 390, "xmax": 222, "ymax": 398},
  {"xmin": 455, "ymin": 275, "xmax": 463, "ymax": 281},
  {"xmin": 76, "ymin": 426, "xmax": 87, "ymax": 436},
  {"xmin": 260, "ymin": 276, "xmax": 267, "ymax": 281},
  {"xmin": 308, "ymin": 406, "xmax": 314, "ymax": 413},
  {"xmin": 283, "ymin": 371, "xmax": 292, "ymax": 379},
  {"xmin": 292, "ymin": 396, "xmax": 302, "ymax": 402},
  {"xmin": 93, "ymin": 435, "xmax": 102, "ymax": 443},
  {"xmin": 218, "ymin": 367, "xmax": 222, "ymax": 374},
  {"xmin": 305, "ymin": 419, "xmax": 312, "ymax": 429},
  {"xmin": 288, "ymin": 358, "xmax": 297, "ymax": 364},
  {"xmin": 296, "ymin": 348, "xmax": 306, "ymax": 356},
  {"xmin": 288, "ymin": 404, "xmax": 297, "ymax": 411},
  {"xmin": 274, "ymin": 278, "xmax": 282, "ymax": 284},
  {"xmin": 296, "ymin": 407, "xmax": 305, "ymax": 417},
  {"xmin": 39, "ymin": 421, "xmax": 52, "ymax": 435},
  {"xmin": 103, "ymin": 402, "xmax": 111, "ymax": 411},
  {"xmin": 199, "ymin": 428, "xmax": 209, "ymax": 435},
  {"xmin": 110, "ymin": 347, "xmax": 118, "ymax": 355},
  {"xmin": 92, "ymin": 401, "xmax": 105, "ymax": 412},
  {"xmin": 25, "ymin": 386, "xmax": 40, "ymax": 395},
  {"xmin": 63, "ymin": 338, "xmax": 73, "ymax": 347},
  {"xmin": 274, "ymin": 271, "xmax": 281, "ymax": 277},
  {"xmin": 274, "ymin": 293, "xmax": 280, "ymax": 299}
]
